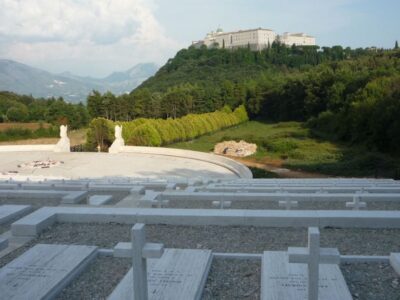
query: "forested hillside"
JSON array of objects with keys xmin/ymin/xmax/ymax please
[
  {"xmin": 133, "ymin": 44, "xmax": 400, "ymax": 154},
  {"xmin": 0, "ymin": 91, "xmax": 88, "ymax": 129},
  {"xmin": 88, "ymin": 43, "xmax": 373, "ymax": 121}
]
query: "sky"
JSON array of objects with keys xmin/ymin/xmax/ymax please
[{"xmin": 0, "ymin": 0, "xmax": 399, "ymax": 77}]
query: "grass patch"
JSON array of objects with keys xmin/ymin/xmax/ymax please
[
  {"xmin": 0, "ymin": 122, "xmax": 52, "ymax": 132},
  {"xmin": 0, "ymin": 126, "xmax": 58, "ymax": 142},
  {"xmin": 168, "ymin": 121, "xmax": 400, "ymax": 178}
]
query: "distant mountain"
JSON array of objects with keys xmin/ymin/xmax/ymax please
[{"xmin": 0, "ymin": 59, "xmax": 158, "ymax": 103}]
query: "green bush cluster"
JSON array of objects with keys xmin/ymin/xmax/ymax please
[{"xmin": 86, "ymin": 105, "xmax": 248, "ymax": 150}]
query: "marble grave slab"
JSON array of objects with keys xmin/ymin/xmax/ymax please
[
  {"xmin": 0, "ymin": 244, "xmax": 97, "ymax": 300},
  {"xmin": 261, "ymin": 251, "xmax": 352, "ymax": 300},
  {"xmin": 108, "ymin": 248, "xmax": 212, "ymax": 300}
]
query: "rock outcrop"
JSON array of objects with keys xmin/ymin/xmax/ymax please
[{"xmin": 214, "ymin": 140, "xmax": 257, "ymax": 157}]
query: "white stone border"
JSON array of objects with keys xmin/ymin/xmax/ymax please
[
  {"xmin": 159, "ymin": 191, "xmax": 400, "ymax": 202},
  {"xmin": 117, "ymin": 146, "xmax": 253, "ymax": 179},
  {"xmin": 0, "ymin": 190, "xmax": 88, "ymax": 204},
  {"xmin": 11, "ymin": 207, "xmax": 400, "ymax": 237},
  {"xmin": 0, "ymin": 145, "xmax": 56, "ymax": 152}
]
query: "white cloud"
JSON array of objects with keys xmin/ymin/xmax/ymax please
[{"xmin": 0, "ymin": 0, "xmax": 182, "ymax": 76}]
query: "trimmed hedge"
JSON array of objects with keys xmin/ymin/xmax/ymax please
[{"xmin": 86, "ymin": 105, "xmax": 248, "ymax": 150}]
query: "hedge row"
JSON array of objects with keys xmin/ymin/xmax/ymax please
[
  {"xmin": 86, "ymin": 105, "xmax": 248, "ymax": 150},
  {"xmin": 0, "ymin": 127, "xmax": 59, "ymax": 142}
]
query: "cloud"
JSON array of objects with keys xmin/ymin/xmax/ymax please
[{"xmin": 0, "ymin": 0, "xmax": 182, "ymax": 76}]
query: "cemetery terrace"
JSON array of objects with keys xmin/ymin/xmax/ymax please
[{"xmin": 0, "ymin": 136, "xmax": 399, "ymax": 300}]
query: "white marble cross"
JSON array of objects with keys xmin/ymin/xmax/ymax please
[
  {"xmin": 346, "ymin": 195, "xmax": 367, "ymax": 210},
  {"xmin": 278, "ymin": 196, "xmax": 298, "ymax": 210},
  {"xmin": 275, "ymin": 186, "xmax": 287, "ymax": 194},
  {"xmin": 317, "ymin": 187, "xmax": 328, "ymax": 194},
  {"xmin": 288, "ymin": 227, "xmax": 341, "ymax": 300},
  {"xmin": 212, "ymin": 200, "xmax": 232, "ymax": 209},
  {"xmin": 131, "ymin": 223, "xmax": 164, "ymax": 300},
  {"xmin": 156, "ymin": 199, "xmax": 170, "ymax": 208}
]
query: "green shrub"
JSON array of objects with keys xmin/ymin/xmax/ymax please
[
  {"xmin": 128, "ymin": 123, "xmax": 162, "ymax": 146},
  {"xmin": 85, "ymin": 118, "xmax": 114, "ymax": 151}
]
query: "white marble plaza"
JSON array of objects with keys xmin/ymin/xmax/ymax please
[{"xmin": 0, "ymin": 152, "xmax": 240, "ymax": 180}]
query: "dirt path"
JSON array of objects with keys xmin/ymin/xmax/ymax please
[{"xmin": 233, "ymin": 157, "xmax": 331, "ymax": 178}]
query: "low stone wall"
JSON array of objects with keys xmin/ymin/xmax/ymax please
[
  {"xmin": 0, "ymin": 145, "xmax": 55, "ymax": 152},
  {"xmin": 119, "ymin": 146, "xmax": 253, "ymax": 179}
]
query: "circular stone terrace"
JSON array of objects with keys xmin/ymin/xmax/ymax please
[{"xmin": 0, "ymin": 147, "xmax": 251, "ymax": 180}]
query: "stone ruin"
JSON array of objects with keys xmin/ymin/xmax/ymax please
[{"xmin": 214, "ymin": 140, "xmax": 257, "ymax": 157}]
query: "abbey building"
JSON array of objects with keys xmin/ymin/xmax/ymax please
[{"xmin": 193, "ymin": 28, "xmax": 316, "ymax": 50}]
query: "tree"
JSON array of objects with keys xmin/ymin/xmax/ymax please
[
  {"xmin": 395, "ymin": 40, "xmax": 399, "ymax": 49},
  {"xmin": 6, "ymin": 105, "xmax": 28, "ymax": 122},
  {"xmin": 87, "ymin": 90, "xmax": 104, "ymax": 118},
  {"xmin": 87, "ymin": 118, "xmax": 113, "ymax": 151}
]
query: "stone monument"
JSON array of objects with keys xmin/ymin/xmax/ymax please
[
  {"xmin": 109, "ymin": 125, "xmax": 125, "ymax": 153},
  {"xmin": 54, "ymin": 125, "xmax": 70, "ymax": 153}
]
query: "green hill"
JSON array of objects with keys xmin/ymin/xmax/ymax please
[
  {"xmin": 137, "ymin": 45, "xmax": 400, "ymax": 155},
  {"xmin": 88, "ymin": 44, "xmax": 400, "ymax": 156},
  {"xmin": 135, "ymin": 44, "xmax": 372, "ymax": 112}
]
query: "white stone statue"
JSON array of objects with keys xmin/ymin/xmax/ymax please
[
  {"xmin": 115, "ymin": 125, "xmax": 123, "ymax": 140},
  {"xmin": 54, "ymin": 125, "xmax": 70, "ymax": 152},
  {"xmin": 109, "ymin": 125, "xmax": 125, "ymax": 153}
]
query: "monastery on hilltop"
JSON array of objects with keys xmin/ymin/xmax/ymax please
[{"xmin": 193, "ymin": 28, "xmax": 316, "ymax": 50}]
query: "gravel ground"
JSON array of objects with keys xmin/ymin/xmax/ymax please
[
  {"xmin": 56, "ymin": 256, "xmax": 131, "ymax": 300},
  {"xmin": 1, "ymin": 223, "xmax": 399, "ymax": 299},
  {"xmin": 2, "ymin": 223, "xmax": 400, "ymax": 258},
  {"xmin": 202, "ymin": 259, "xmax": 261, "ymax": 300},
  {"xmin": 167, "ymin": 199, "xmax": 400, "ymax": 210},
  {"xmin": 341, "ymin": 263, "xmax": 400, "ymax": 300}
]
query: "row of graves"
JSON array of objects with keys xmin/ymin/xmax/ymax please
[{"xmin": 0, "ymin": 177, "xmax": 400, "ymax": 299}]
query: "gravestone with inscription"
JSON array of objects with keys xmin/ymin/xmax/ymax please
[
  {"xmin": 108, "ymin": 248, "xmax": 212, "ymax": 300},
  {"xmin": 261, "ymin": 251, "xmax": 352, "ymax": 300},
  {"xmin": 0, "ymin": 244, "xmax": 97, "ymax": 300}
]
